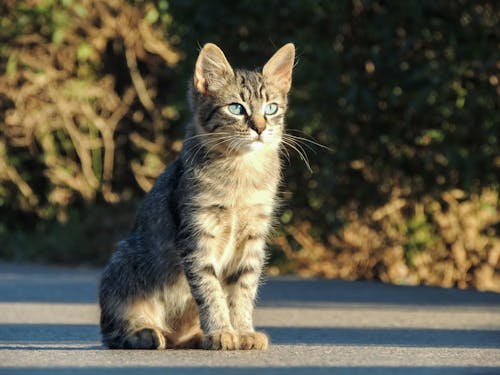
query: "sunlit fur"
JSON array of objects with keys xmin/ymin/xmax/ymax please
[{"xmin": 99, "ymin": 43, "xmax": 295, "ymax": 350}]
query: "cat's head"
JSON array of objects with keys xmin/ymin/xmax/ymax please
[{"xmin": 189, "ymin": 43, "xmax": 295, "ymax": 154}]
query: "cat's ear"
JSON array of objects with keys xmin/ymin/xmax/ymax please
[
  {"xmin": 194, "ymin": 43, "xmax": 234, "ymax": 95},
  {"xmin": 262, "ymin": 43, "xmax": 295, "ymax": 94}
]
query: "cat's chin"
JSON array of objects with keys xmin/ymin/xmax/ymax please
[
  {"xmin": 246, "ymin": 140, "xmax": 265, "ymax": 152},
  {"xmin": 226, "ymin": 140, "xmax": 263, "ymax": 155},
  {"xmin": 237, "ymin": 138, "xmax": 281, "ymax": 154}
]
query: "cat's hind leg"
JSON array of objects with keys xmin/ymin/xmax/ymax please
[
  {"xmin": 101, "ymin": 296, "xmax": 168, "ymax": 350},
  {"xmin": 169, "ymin": 327, "xmax": 204, "ymax": 349},
  {"xmin": 164, "ymin": 298, "xmax": 204, "ymax": 349},
  {"xmin": 121, "ymin": 297, "xmax": 168, "ymax": 349}
]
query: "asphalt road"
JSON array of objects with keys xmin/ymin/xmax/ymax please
[{"xmin": 0, "ymin": 262, "xmax": 499, "ymax": 374}]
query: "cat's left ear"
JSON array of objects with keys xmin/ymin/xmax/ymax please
[
  {"xmin": 194, "ymin": 43, "xmax": 234, "ymax": 95},
  {"xmin": 262, "ymin": 43, "xmax": 295, "ymax": 94}
]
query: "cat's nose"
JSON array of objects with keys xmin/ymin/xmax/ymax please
[{"xmin": 250, "ymin": 115, "xmax": 266, "ymax": 135}]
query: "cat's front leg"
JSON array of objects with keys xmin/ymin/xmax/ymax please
[
  {"xmin": 225, "ymin": 237, "xmax": 269, "ymax": 350},
  {"xmin": 181, "ymin": 232, "xmax": 239, "ymax": 350}
]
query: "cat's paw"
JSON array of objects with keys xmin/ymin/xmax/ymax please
[
  {"xmin": 203, "ymin": 330, "xmax": 239, "ymax": 350},
  {"xmin": 122, "ymin": 328, "xmax": 166, "ymax": 349},
  {"xmin": 238, "ymin": 331, "xmax": 269, "ymax": 350}
]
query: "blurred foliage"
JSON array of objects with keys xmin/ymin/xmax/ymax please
[
  {"xmin": 273, "ymin": 188, "xmax": 499, "ymax": 292},
  {"xmin": 0, "ymin": 0, "xmax": 180, "ymax": 219},
  {"xmin": 0, "ymin": 0, "xmax": 498, "ymax": 291}
]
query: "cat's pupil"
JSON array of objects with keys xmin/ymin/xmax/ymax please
[
  {"xmin": 228, "ymin": 103, "xmax": 246, "ymax": 115},
  {"xmin": 264, "ymin": 103, "xmax": 278, "ymax": 115}
]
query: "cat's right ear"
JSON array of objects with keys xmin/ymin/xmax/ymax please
[
  {"xmin": 263, "ymin": 43, "xmax": 295, "ymax": 94},
  {"xmin": 194, "ymin": 43, "xmax": 234, "ymax": 95}
]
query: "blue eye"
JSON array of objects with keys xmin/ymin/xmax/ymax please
[
  {"xmin": 228, "ymin": 103, "xmax": 246, "ymax": 115},
  {"xmin": 264, "ymin": 103, "xmax": 278, "ymax": 115}
]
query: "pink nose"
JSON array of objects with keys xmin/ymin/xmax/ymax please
[{"xmin": 250, "ymin": 115, "xmax": 266, "ymax": 135}]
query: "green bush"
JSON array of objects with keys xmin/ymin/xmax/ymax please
[
  {"xmin": 0, "ymin": 0, "xmax": 179, "ymax": 218},
  {"xmin": 0, "ymin": 0, "xmax": 498, "ymax": 290},
  {"xmin": 167, "ymin": 0, "xmax": 499, "ymax": 220},
  {"xmin": 166, "ymin": 0, "xmax": 500, "ymax": 290}
]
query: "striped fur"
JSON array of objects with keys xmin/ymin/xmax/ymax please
[{"xmin": 99, "ymin": 43, "xmax": 295, "ymax": 350}]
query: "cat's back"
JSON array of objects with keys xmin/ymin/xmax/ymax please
[
  {"xmin": 100, "ymin": 158, "xmax": 186, "ymax": 290},
  {"xmin": 131, "ymin": 157, "xmax": 185, "ymax": 240}
]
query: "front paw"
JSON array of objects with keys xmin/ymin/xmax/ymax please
[
  {"xmin": 238, "ymin": 331, "xmax": 269, "ymax": 350},
  {"xmin": 203, "ymin": 330, "xmax": 239, "ymax": 350}
]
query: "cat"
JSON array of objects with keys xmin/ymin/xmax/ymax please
[{"xmin": 99, "ymin": 42, "xmax": 295, "ymax": 350}]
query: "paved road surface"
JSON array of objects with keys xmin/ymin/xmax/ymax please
[{"xmin": 0, "ymin": 262, "xmax": 499, "ymax": 374}]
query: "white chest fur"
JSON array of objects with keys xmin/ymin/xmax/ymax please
[{"xmin": 192, "ymin": 150, "xmax": 279, "ymax": 276}]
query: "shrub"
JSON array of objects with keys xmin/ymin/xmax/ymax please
[
  {"xmin": 0, "ymin": 0, "xmax": 179, "ymax": 220},
  {"xmin": 0, "ymin": 0, "xmax": 498, "ymax": 291}
]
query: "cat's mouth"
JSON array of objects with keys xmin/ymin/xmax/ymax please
[
  {"xmin": 217, "ymin": 131, "xmax": 275, "ymax": 154},
  {"xmin": 242, "ymin": 133, "xmax": 267, "ymax": 151}
]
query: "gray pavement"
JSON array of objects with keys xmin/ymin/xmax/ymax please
[{"xmin": 0, "ymin": 262, "xmax": 499, "ymax": 374}]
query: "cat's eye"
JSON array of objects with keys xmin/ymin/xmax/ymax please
[
  {"xmin": 264, "ymin": 103, "xmax": 278, "ymax": 116},
  {"xmin": 228, "ymin": 103, "xmax": 246, "ymax": 116}
]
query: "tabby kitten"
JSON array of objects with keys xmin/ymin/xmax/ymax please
[{"xmin": 99, "ymin": 42, "xmax": 295, "ymax": 350}]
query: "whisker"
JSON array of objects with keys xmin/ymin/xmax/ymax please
[
  {"xmin": 196, "ymin": 136, "xmax": 231, "ymax": 157},
  {"xmin": 283, "ymin": 133, "xmax": 334, "ymax": 152},
  {"xmin": 283, "ymin": 137, "xmax": 312, "ymax": 165},
  {"xmin": 279, "ymin": 143, "xmax": 292, "ymax": 166},
  {"xmin": 226, "ymin": 138, "xmax": 241, "ymax": 156},
  {"xmin": 202, "ymin": 136, "xmax": 234, "ymax": 160},
  {"xmin": 280, "ymin": 138, "xmax": 312, "ymax": 172},
  {"xmin": 183, "ymin": 131, "xmax": 232, "ymax": 143},
  {"xmin": 185, "ymin": 136, "xmax": 232, "ymax": 165},
  {"xmin": 282, "ymin": 134, "xmax": 317, "ymax": 154}
]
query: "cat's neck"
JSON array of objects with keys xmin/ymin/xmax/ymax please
[
  {"xmin": 179, "ymin": 134, "xmax": 281, "ymax": 207},
  {"xmin": 182, "ymin": 124, "xmax": 278, "ymax": 165},
  {"xmin": 183, "ymin": 138, "xmax": 279, "ymax": 177}
]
